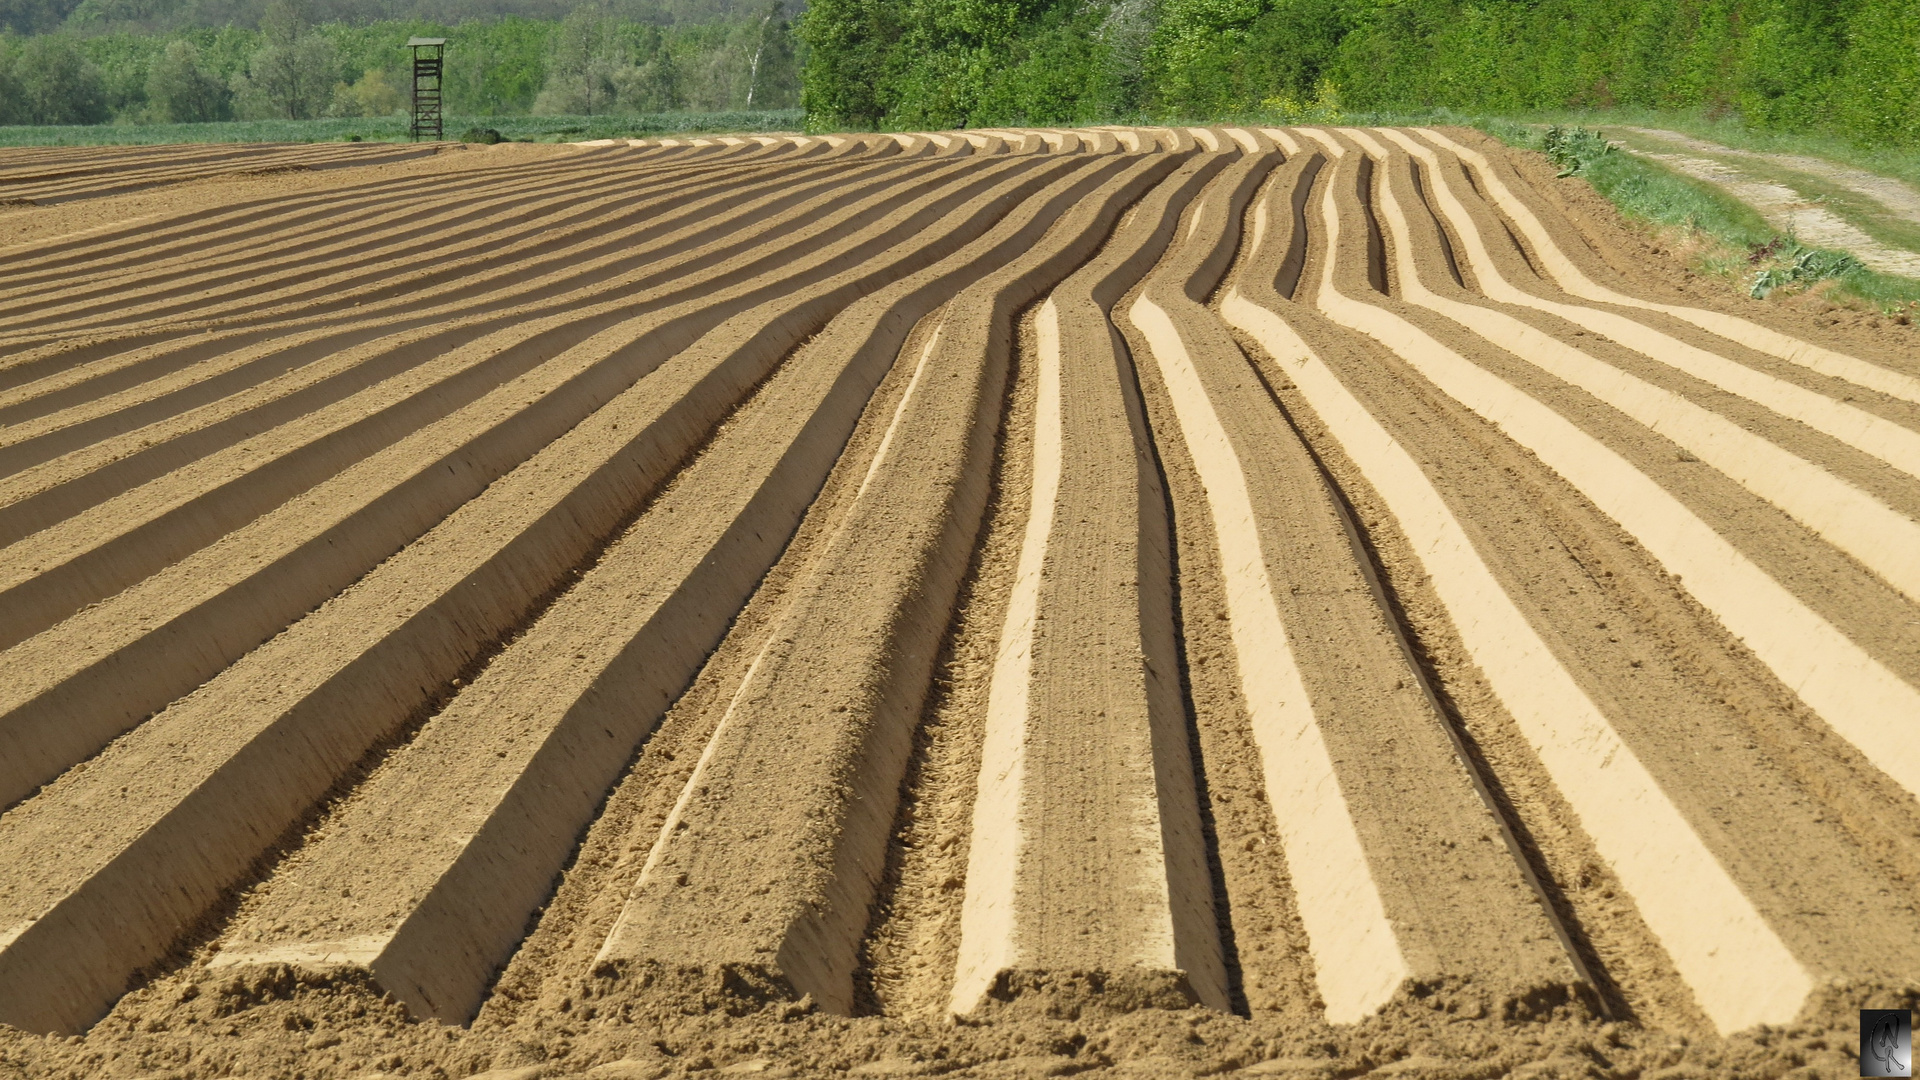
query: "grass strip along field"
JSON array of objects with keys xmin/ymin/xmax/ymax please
[{"xmin": 0, "ymin": 127, "xmax": 1916, "ymax": 1079}]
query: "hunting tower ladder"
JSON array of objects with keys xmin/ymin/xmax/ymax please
[{"xmin": 408, "ymin": 37, "xmax": 445, "ymax": 142}]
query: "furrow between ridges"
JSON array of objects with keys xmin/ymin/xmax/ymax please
[
  {"xmin": 0, "ymin": 157, "xmax": 949, "ymax": 419},
  {"xmin": 0, "ymin": 147, "xmax": 893, "ymax": 340},
  {"xmin": 1315, "ymin": 138, "xmax": 1920, "ymax": 816},
  {"xmin": 0, "ymin": 159, "xmax": 1027, "ymax": 622},
  {"xmin": 0, "ymin": 155, "xmax": 679, "ymax": 308},
  {"xmin": 0, "ymin": 146, "xmax": 676, "ymax": 278},
  {"xmin": 0, "ymin": 163, "xmax": 760, "ymax": 334},
  {"xmin": 1364, "ymin": 130, "xmax": 1920, "ymax": 485},
  {"xmin": 1138, "ymin": 146, "xmax": 1604, "ymax": 1025},
  {"xmin": 205, "ymin": 171, "xmax": 1107, "ymax": 1025},
  {"xmin": 0, "ymin": 152, "xmax": 1113, "ymax": 1037},
  {"xmin": 0, "ymin": 155, "xmax": 922, "ymax": 435},
  {"xmin": 585, "ymin": 151, "xmax": 1181, "ymax": 1018},
  {"xmin": 1351, "ymin": 131, "xmax": 1920, "ymax": 605},
  {"xmin": 0, "ymin": 154, "xmax": 1085, "ymax": 814},
  {"xmin": 950, "ymin": 146, "xmax": 1243, "ymax": 1019},
  {"xmin": 0, "ymin": 143, "xmax": 438, "ymax": 206},
  {"xmin": 4, "ymin": 138, "xmax": 808, "ymax": 289},
  {"xmin": 1413, "ymin": 127, "xmax": 1920, "ymax": 407},
  {"xmin": 1231, "ymin": 141, "xmax": 1825, "ymax": 1036}
]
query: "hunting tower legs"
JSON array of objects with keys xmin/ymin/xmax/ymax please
[{"xmin": 409, "ymin": 37, "xmax": 446, "ymax": 142}]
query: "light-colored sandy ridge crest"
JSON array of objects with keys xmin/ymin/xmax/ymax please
[
  {"xmin": 590, "ymin": 151, "xmax": 1181, "ymax": 1016},
  {"xmin": 0, "ymin": 126, "xmax": 1915, "ymax": 1074},
  {"xmin": 951, "ymin": 146, "xmax": 1241, "ymax": 1018}
]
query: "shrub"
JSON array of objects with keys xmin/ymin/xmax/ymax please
[
  {"xmin": 1750, "ymin": 247, "xmax": 1865, "ymax": 299},
  {"xmin": 232, "ymin": 1, "xmax": 339, "ymax": 120},
  {"xmin": 147, "ymin": 39, "xmax": 231, "ymax": 122},
  {"xmin": 1540, "ymin": 125, "xmax": 1615, "ymax": 178},
  {"xmin": 329, "ymin": 67, "xmax": 404, "ymax": 118},
  {"xmin": 13, "ymin": 35, "xmax": 109, "ymax": 124}
]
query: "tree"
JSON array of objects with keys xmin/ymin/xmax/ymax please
[
  {"xmin": 536, "ymin": 6, "xmax": 622, "ymax": 115},
  {"xmin": 0, "ymin": 0, "xmax": 75, "ymax": 35},
  {"xmin": 233, "ymin": 0, "xmax": 338, "ymax": 118},
  {"xmin": 798, "ymin": 0, "xmax": 898, "ymax": 128},
  {"xmin": 611, "ymin": 22, "xmax": 677, "ymax": 111},
  {"xmin": 0, "ymin": 46, "xmax": 23, "ymax": 125},
  {"xmin": 12, "ymin": 35, "xmax": 109, "ymax": 124},
  {"xmin": 147, "ymin": 38, "xmax": 231, "ymax": 121},
  {"xmin": 443, "ymin": 18, "xmax": 553, "ymax": 114},
  {"xmin": 743, "ymin": 0, "xmax": 795, "ymax": 108},
  {"xmin": 328, "ymin": 66, "xmax": 403, "ymax": 116}
]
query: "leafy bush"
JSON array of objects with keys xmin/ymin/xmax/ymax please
[
  {"xmin": 1750, "ymin": 247, "xmax": 1865, "ymax": 299},
  {"xmin": 328, "ymin": 66, "xmax": 402, "ymax": 117},
  {"xmin": 1540, "ymin": 125, "xmax": 1614, "ymax": 178},
  {"xmin": 1511, "ymin": 122, "xmax": 1774, "ymax": 247},
  {"xmin": 10, "ymin": 33, "xmax": 109, "ymax": 123},
  {"xmin": 146, "ymin": 38, "xmax": 230, "ymax": 121}
]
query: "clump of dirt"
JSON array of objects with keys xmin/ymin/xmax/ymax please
[
  {"xmin": 230, "ymin": 164, "xmax": 314, "ymax": 178},
  {"xmin": 0, "ymin": 970, "xmax": 1896, "ymax": 1078}
]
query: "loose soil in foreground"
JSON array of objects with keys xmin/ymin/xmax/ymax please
[{"xmin": 0, "ymin": 126, "xmax": 1916, "ymax": 1080}]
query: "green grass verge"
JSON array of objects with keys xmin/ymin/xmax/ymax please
[
  {"xmin": 0, "ymin": 110, "xmax": 805, "ymax": 147},
  {"xmin": 1594, "ymin": 127, "xmax": 1920, "ymax": 269},
  {"xmin": 1480, "ymin": 118, "xmax": 1920, "ymax": 310},
  {"xmin": 1504, "ymin": 106, "xmax": 1920, "ymax": 200}
]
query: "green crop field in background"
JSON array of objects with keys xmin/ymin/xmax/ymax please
[{"xmin": 0, "ymin": 107, "xmax": 800, "ymax": 143}]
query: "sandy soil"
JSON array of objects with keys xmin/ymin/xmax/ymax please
[{"xmin": 0, "ymin": 127, "xmax": 1915, "ymax": 1079}]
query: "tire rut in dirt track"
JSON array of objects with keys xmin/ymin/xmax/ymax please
[{"xmin": 0, "ymin": 127, "xmax": 1916, "ymax": 1078}]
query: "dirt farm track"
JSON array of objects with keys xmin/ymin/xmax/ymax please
[{"xmin": 0, "ymin": 126, "xmax": 1917, "ymax": 1080}]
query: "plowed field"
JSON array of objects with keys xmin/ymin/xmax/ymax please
[{"xmin": 0, "ymin": 127, "xmax": 1916, "ymax": 1080}]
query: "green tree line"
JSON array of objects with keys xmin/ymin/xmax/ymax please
[
  {"xmin": 799, "ymin": 0, "xmax": 1920, "ymax": 147},
  {"xmin": 2, "ymin": 0, "xmax": 770, "ymax": 36},
  {"xmin": 0, "ymin": 0, "xmax": 798, "ymax": 124}
]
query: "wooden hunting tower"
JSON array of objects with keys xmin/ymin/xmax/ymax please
[{"xmin": 408, "ymin": 37, "xmax": 446, "ymax": 142}]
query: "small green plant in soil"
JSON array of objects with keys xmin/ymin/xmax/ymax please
[{"xmin": 1748, "ymin": 244, "xmax": 1864, "ymax": 299}]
